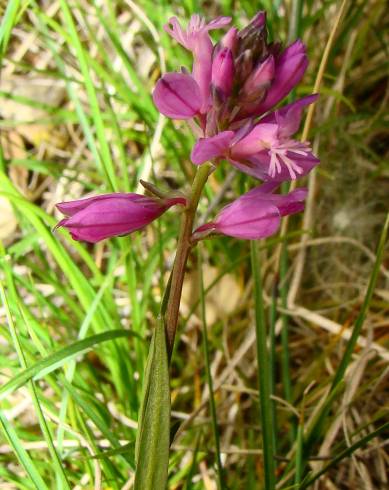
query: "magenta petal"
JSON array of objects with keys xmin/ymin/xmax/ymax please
[
  {"xmin": 163, "ymin": 15, "xmax": 231, "ymax": 113},
  {"xmin": 238, "ymin": 11, "xmax": 266, "ymax": 39},
  {"xmin": 164, "ymin": 17, "xmax": 190, "ymax": 49},
  {"xmin": 227, "ymin": 157, "xmax": 270, "ymax": 180},
  {"xmin": 56, "ymin": 193, "xmax": 141, "ymax": 216},
  {"xmin": 269, "ymin": 94, "xmax": 318, "ymax": 122},
  {"xmin": 205, "ymin": 16, "xmax": 232, "ymax": 30},
  {"xmin": 261, "ymin": 94, "xmax": 319, "ymax": 137},
  {"xmin": 250, "ymin": 40, "xmax": 308, "ymax": 115},
  {"xmin": 242, "ymin": 55, "xmax": 275, "ymax": 96},
  {"xmin": 221, "ymin": 27, "xmax": 238, "ymax": 52},
  {"xmin": 191, "ymin": 131, "xmax": 234, "ymax": 165},
  {"xmin": 247, "ymin": 11, "xmax": 266, "ymax": 30},
  {"xmin": 242, "ymin": 184, "xmax": 308, "ymax": 216},
  {"xmin": 192, "ymin": 15, "xmax": 232, "ymax": 106},
  {"xmin": 192, "ymin": 33, "xmax": 214, "ymax": 111},
  {"xmin": 231, "ymin": 123, "xmax": 278, "ymax": 158},
  {"xmin": 152, "ymin": 72, "xmax": 202, "ymax": 119},
  {"xmin": 164, "ymin": 15, "xmax": 230, "ymax": 50},
  {"xmin": 274, "ymin": 188, "xmax": 307, "ymax": 216},
  {"xmin": 212, "ymin": 47, "xmax": 234, "ymax": 97},
  {"xmin": 211, "ymin": 183, "xmax": 307, "ymax": 240},
  {"xmin": 215, "ymin": 199, "xmax": 281, "ymax": 240}
]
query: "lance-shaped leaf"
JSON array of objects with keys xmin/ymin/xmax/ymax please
[{"xmin": 134, "ymin": 319, "xmax": 170, "ymax": 490}]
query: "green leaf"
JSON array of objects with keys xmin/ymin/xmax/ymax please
[
  {"xmin": 0, "ymin": 330, "xmax": 136, "ymax": 401},
  {"xmin": 0, "ymin": 409, "xmax": 49, "ymax": 490},
  {"xmin": 134, "ymin": 319, "xmax": 170, "ymax": 490}
]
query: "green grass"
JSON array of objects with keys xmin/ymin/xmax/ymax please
[{"xmin": 0, "ymin": 0, "xmax": 388, "ymax": 488}]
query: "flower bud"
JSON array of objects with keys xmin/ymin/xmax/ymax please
[
  {"xmin": 238, "ymin": 11, "xmax": 266, "ymax": 41},
  {"xmin": 220, "ymin": 27, "xmax": 238, "ymax": 53},
  {"xmin": 56, "ymin": 193, "xmax": 186, "ymax": 243},
  {"xmin": 248, "ymin": 40, "xmax": 308, "ymax": 116},
  {"xmin": 211, "ymin": 47, "xmax": 234, "ymax": 98},
  {"xmin": 241, "ymin": 55, "xmax": 275, "ymax": 102},
  {"xmin": 234, "ymin": 50, "xmax": 254, "ymax": 85},
  {"xmin": 194, "ymin": 183, "xmax": 307, "ymax": 240},
  {"xmin": 237, "ymin": 11, "xmax": 268, "ymax": 62}
]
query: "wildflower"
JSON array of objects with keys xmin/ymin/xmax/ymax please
[
  {"xmin": 154, "ymin": 11, "xmax": 309, "ymax": 132},
  {"xmin": 194, "ymin": 183, "xmax": 307, "ymax": 240},
  {"xmin": 163, "ymin": 15, "xmax": 231, "ymax": 112},
  {"xmin": 55, "ymin": 193, "xmax": 186, "ymax": 243},
  {"xmin": 191, "ymin": 95, "xmax": 319, "ymax": 181}
]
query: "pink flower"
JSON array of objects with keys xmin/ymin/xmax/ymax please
[
  {"xmin": 163, "ymin": 15, "xmax": 231, "ymax": 112},
  {"xmin": 191, "ymin": 95, "xmax": 319, "ymax": 181},
  {"xmin": 55, "ymin": 193, "xmax": 186, "ymax": 243},
  {"xmin": 194, "ymin": 183, "xmax": 307, "ymax": 240}
]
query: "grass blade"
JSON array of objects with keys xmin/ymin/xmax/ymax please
[
  {"xmin": 0, "ymin": 329, "xmax": 136, "ymax": 401},
  {"xmin": 1, "ymin": 281, "xmax": 70, "ymax": 488},
  {"xmin": 58, "ymin": 0, "xmax": 117, "ymax": 191},
  {"xmin": 0, "ymin": 409, "xmax": 49, "ymax": 490},
  {"xmin": 198, "ymin": 246, "xmax": 225, "ymax": 489},
  {"xmin": 331, "ymin": 213, "xmax": 389, "ymax": 389},
  {"xmin": 301, "ymin": 422, "xmax": 389, "ymax": 489},
  {"xmin": 250, "ymin": 241, "xmax": 276, "ymax": 490}
]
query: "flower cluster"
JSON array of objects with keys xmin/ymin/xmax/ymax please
[
  {"xmin": 56, "ymin": 12, "xmax": 319, "ymax": 243},
  {"xmin": 153, "ymin": 12, "xmax": 319, "ymax": 183}
]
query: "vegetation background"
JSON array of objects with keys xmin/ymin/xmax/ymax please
[{"xmin": 0, "ymin": 0, "xmax": 388, "ymax": 488}]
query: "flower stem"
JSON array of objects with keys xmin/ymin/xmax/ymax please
[{"xmin": 164, "ymin": 163, "xmax": 213, "ymax": 357}]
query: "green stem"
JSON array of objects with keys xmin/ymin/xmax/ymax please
[
  {"xmin": 198, "ymin": 245, "xmax": 225, "ymax": 489},
  {"xmin": 250, "ymin": 242, "xmax": 276, "ymax": 490},
  {"xmin": 269, "ymin": 278, "xmax": 278, "ymax": 454},
  {"xmin": 294, "ymin": 404, "xmax": 305, "ymax": 486},
  {"xmin": 279, "ymin": 243, "xmax": 292, "ymax": 405},
  {"xmin": 164, "ymin": 163, "xmax": 212, "ymax": 357},
  {"xmin": 0, "ymin": 142, "xmax": 5, "ymax": 172}
]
